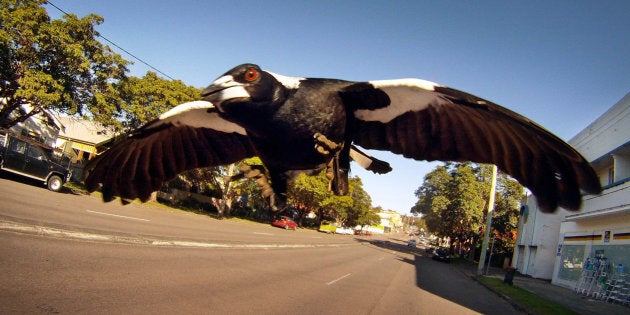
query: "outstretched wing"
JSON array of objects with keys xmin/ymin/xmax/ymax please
[
  {"xmin": 342, "ymin": 80, "xmax": 601, "ymax": 213},
  {"xmin": 84, "ymin": 101, "xmax": 255, "ymax": 203}
]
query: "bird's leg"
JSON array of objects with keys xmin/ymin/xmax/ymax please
[
  {"xmin": 330, "ymin": 152, "xmax": 349, "ymax": 195},
  {"xmin": 314, "ymin": 133, "xmax": 349, "ymax": 196},
  {"xmin": 237, "ymin": 165, "xmax": 275, "ymax": 198},
  {"xmin": 228, "ymin": 164, "xmax": 282, "ymax": 212},
  {"xmin": 267, "ymin": 170, "xmax": 289, "ymax": 213}
]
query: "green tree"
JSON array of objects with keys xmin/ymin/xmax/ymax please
[
  {"xmin": 1, "ymin": 0, "xmax": 129, "ymax": 128},
  {"xmin": 411, "ymin": 164, "xmax": 452, "ymax": 234},
  {"xmin": 113, "ymin": 71, "xmax": 200, "ymax": 129},
  {"xmin": 412, "ymin": 162, "xmax": 523, "ymax": 258},
  {"xmin": 288, "ymin": 170, "xmax": 373, "ymax": 227},
  {"xmin": 487, "ymin": 168, "xmax": 524, "ymax": 256},
  {"xmin": 289, "ymin": 170, "xmax": 333, "ymax": 224},
  {"xmin": 355, "ymin": 206, "xmax": 381, "ymax": 229},
  {"xmin": 344, "ymin": 177, "xmax": 374, "ymax": 227}
]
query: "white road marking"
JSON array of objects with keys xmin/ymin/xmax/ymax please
[
  {"xmin": 253, "ymin": 232, "xmax": 274, "ymax": 236},
  {"xmin": 326, "ymin": 273, "xmax": 352, "ymax": 285},
  {"xmin": 86, "ymin": 210, "xmax": 150, "ymax": 222}
]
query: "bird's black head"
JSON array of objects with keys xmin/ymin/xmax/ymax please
[{"xmin": 201, "ymin": 64, "xmax": 298, "ymax": 118}]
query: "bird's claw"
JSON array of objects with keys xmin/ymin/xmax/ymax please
[
  {"xmin": 314, "ymin": 133, "xmax": 349, "ymax": 196},
  {"xmin": 314, "ymin": 133, "xmax": 341, "ymax": 157}
]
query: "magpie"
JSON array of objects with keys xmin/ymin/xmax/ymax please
[{"xmin": 84, "ymin": 63, "xmax": 601, "ymax": 213}]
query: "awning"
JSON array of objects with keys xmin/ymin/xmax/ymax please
[
  {"xmin": 565, "ymin": 204, "xmax": 630, "ymax": 221},
  {"xmin": 71, "ymin": 142, "xmax": 96, "ymax": 154}
]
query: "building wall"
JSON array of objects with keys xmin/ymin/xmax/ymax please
[
  {"xmin": 570, "ymin": 92, "xmax": 630, "ymax": 162},
  {"xmin": 552, "ymin": 93, "xmax": 630, "ymax": 288},
  {"xmin": 513, "ymin": 198, "xmax": 565, "ymax": 279},
  {"xmin": 552, "ymin": 180, "xmax": 630, "ymax": 289},
  {"xmin": 513, "ymin": 92, "xmax": 630, "ymax": 287}
]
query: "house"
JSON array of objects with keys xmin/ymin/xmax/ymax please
[
  {"xmin": 512, "ymin": 92, "xmax": 630, "ymax": 290},
  {"xmin": 54, "ymin": 117, "xmax": 119, "ymax": 181},
  {"xmin": 54, "ymin": 117, "xmax": 116, "ymax": 163},
  {"xmin": 2, "ymin": 101, "xmax": 64, "ymax": 147}
]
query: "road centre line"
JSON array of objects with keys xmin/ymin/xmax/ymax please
[
  {"xmin": 86, "ymin": 210, "xmax": 150, "ymax": 222},
  {"xmin": 253, "ymin": 232, "xmax": 274, "ymax": 236},
  {"xmin": 0, "ymin": 220, "xmax": 359, "ymax": 249},
  {"xmin": 326, "ymin": 273, "xmax": 352, "ymax": 285}
]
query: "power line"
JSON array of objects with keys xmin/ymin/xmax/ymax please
[{"xmin": 46, "ymin": 1, "xmax": 177, "ymax": 81}]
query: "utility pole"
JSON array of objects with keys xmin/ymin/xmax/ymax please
[{"xmin": 478, "ymin": 164, "xmax": 498, "ymax": 275}]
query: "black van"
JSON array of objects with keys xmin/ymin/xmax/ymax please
[{"xmin": 0, "ymin": 132, "xmax": 71, "ymax": 192}]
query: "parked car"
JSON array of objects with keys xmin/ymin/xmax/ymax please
[
  {"xmin": 407, "ymin": 239, "xmax": 417, "ymax": 247},
  {"xmin": 354, "ymin": 229, "xmax": 372, "ymax": 236},
  {"xmin": 335, "ymin": 226, "xmax": 354, "ymax": 235},
  {"xmin": 272, "ymin": 216, "xmax": 298, "ymax": 230},
  {"xmin": 432, "ymin": 247, "xmax": 451, "ymax": 263},
  {"xmin": 425, "ymin": 240, "xmax": 438, "ymax": 253},
  {"xmin": 318, "ymin": 221, "xmax": 337, "ymax": 234},
  {"xmin": 0, "ymin": 132, "xmax": 71, "ymax": 192}
]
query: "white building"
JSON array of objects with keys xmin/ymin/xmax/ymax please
[
  {"xmin": 513, "ymin": 92, "xmax": 630, "ymax": 289},
  {"xmin": 378, "ymin": 210, "xmax": 403, "ymax": 233},
  {"xmin": 2, "ymin": 101, "xmax": 64, "ymax": 147}
]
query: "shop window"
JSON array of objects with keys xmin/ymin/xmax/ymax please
[{"xmin": 558, "ymin": 245, "xmax": 586, "ymax": 282}]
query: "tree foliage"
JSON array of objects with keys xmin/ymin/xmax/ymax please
[
  {"xmin": 1, "ymin": 1, "xmax": 200, "ymax": 131},
  {"xmin": 288, "ymin": 170, "xmax": 373, "ymax": 226},
  {"xmin": 111, "ymin": 71, "xmax": 200, "ymax": 129},
  {"xmin": 1, "ymin": 0, "xmax": 129, "ymax": 128},
  {"xmin": 412, "ymin": 162, "xmax": 523, "ymax": 257}
]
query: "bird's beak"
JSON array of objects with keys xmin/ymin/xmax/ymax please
[{"xmin": 201, "ymin": 75, "xmax": 250, "ymax": 104}]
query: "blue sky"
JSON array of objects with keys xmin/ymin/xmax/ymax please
[{"xmin": 46, "ymin": 1, "xmax": 630, "ymax": 214}]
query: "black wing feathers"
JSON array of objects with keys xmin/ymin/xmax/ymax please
[
  {"xmin": 85, "ymin": 122, "xmax": 254, "ymax": 203},
  {"xmin": 351, "ymin": 81, "xmax": 601, "ymax": 212}
]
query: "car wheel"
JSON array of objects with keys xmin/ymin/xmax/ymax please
[
  {"xmin": 47, "ymin": 175, "xmax": 63, "ymax": 192},
  {"xmin": 284, "ymin": 224, "xmax": 289, "ymax": 230}
]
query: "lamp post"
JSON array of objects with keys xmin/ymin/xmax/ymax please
[{"xmin": 477, "ymin": 164, "xmax": 497, "ymax": 276}]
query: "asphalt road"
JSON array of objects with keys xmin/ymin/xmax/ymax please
[{"xmin": 0, "ymin": 175, "xmax": 520, "ymax": 314}]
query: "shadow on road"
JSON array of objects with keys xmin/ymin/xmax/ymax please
[
  {"xmin": 0, "ymin": 172, "xmax": 81, "ymax": 196},
  {"xmin": 355, "ymin": 238, "xmax": 506, "ymax": 314}
]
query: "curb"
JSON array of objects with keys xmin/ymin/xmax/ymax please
[{"xmin": 470, "ymin": 274, "xmax": 533, "ymax": 315}]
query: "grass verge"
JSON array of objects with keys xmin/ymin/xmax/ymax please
[{"xmin": 477, "ymin": 276, "xmax": 578, "ymax": 315}]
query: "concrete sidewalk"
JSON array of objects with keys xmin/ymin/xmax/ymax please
[{"xmin": 462, "ymin": 264, "xmax": 629, "ymax": 315}]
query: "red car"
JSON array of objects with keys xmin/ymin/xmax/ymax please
[{"xmin": 272, "ymin": 216, "xmax": 298, "ymax": 230}]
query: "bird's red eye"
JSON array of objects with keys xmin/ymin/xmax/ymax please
[{"xmin": 245, "ymin": 68, "xmax": 259, "ymax": 82}]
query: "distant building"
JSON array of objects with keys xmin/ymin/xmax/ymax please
[
  {"xmin": 512, "ymin": 92, "xmax": 630, "ymax": 289},
  {"xmin": 378, "ymin": 210, "xmax": 403, "ymax": 233}
]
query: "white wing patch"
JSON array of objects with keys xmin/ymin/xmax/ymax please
[
  {"xmin": 266, "ymin": 71, "xmax": 303, "ymax": 89},
  {"xmin": 155, "ymin": 101, "xmax": 247, "ymax": 135},
  {"xmin": 159, "ymin": 100, "xmax": 214, "ymax": 120},
  {"xmin": 354, "ymin": 79, "xmax": 443, "ymax": 123}
]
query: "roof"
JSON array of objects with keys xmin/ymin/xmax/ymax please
[{"xmin": 56, "ymin": 117, "xmax": 116, "ymax": 145}]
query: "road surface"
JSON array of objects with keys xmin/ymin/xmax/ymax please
[{"xmin": 0, "ymin": 175, "xmax": 520, "ymax": 314}]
